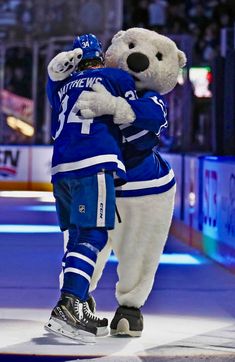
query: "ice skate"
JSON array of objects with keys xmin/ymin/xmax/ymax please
[
  {"xmin": 84, "ymin": 297, "xmax": 109, "ymax": 336},
  {"xmin": 45, "ymin": 293, "xmax": 108, "ymax": 342},
  {"xmin": 110, "ymin": 306, "xmax": 143, "ymax": 337}
]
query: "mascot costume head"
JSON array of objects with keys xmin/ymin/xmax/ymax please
[{"xmin": 105, "ymin": 27, "xmax": 186, "ymax": 94}]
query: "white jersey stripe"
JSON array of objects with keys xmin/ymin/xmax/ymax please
[
  {"xmin": 66, "ymin": 252, "xmax": 96, "ymax": 267},
  {"xmin": 119, "ymin": 124, "xmax": 131, "ymax": 130},
  {"xmin": 96, "ymin": 172, "xmax": 106, "ymax": 227},
  {"xmin": 151, "ymin": 96, "xmax": 166, "ymax": 114},
  {"xmin": 116, "ymin": 169, "xmax": 175, "ymax": 191},
  {"xmin": 51, "ymin": 154, "xmax": 125, "ymax": 175},
  {"xmin": 150, "ymin": 96, "xmax": 168, "ymax": 135},
  {"xmin": 64, "ymin": 267, "xmax": 91, "ymax": 282},
  {"xmin": 125, "ymin": 130, "xmax": 149, "ymax": 142},
  {"xmin": 155, "ymin": 119, "xmax": 168, "ymax": 136}
]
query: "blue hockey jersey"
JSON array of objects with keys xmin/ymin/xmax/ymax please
[
  {"xmin": 47, "ymin": 67, "xmax": 137, "ymax": 183},
  {"xmin": 115, "ymin": 90, "xmax": 175, "ymax": 197}
]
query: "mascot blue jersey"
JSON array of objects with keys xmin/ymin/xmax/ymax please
[
  {"xmin": 116, "ymin": 89, "xmax": 176, "ymax": 197},
  {"xmin": 47, "ymin": 67, "xmax": 136, "ymax": 183}
]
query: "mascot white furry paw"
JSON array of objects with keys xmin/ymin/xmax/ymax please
[
  {"xmin": 48, "ymin": 48, "xmax": 83, "ymax": 81},
  {"xmin": 78, "ymin": 28, "xmax": 186, "ymax": 337}
]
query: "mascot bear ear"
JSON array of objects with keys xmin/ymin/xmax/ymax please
[
  {"xmin": 112, "ymin": 30, "xmax": 125, "ymax": 43},
  {"xmin": 178, "ymin": 50, "xmax": 187, "ymax": 68}
]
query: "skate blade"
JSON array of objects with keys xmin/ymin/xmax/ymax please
[
  {"xmin": 44, "ymin": 317, "xmax": 95, "ymax": 344},
  {"xmin": 110, "ymin": 318, "xmax": 142, "ymax": 337},
  {"xmin": 96, "ymin": 326, "xmax": 109, "ymax": 337}
]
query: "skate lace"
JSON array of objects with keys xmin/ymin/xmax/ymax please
[
  {"xmin": 74, "ymin": 299, "xmax": 84, "ymax": 319},
  {"xmin": 83, "ymin": 302, "xmax": 100, "ymax": 321},
  {"xmin": 74, "ymin": 300, "xmax": 100, "ymax": 321}
]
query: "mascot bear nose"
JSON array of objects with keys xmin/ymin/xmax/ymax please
[{"xmin": 127, "ymin": 52, "xmax": 150, "ymax": 73}]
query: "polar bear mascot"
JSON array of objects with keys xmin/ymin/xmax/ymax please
[{"xmin": 50, "ymin": 28, "xmax": 186, "ymax": 337}]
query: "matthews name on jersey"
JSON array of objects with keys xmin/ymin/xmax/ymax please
[
  {"xmin": 115, "ymin": 89, "xmax": 175, "ymax": 197},
  {"xmin": 47, "ymin": 67, "xmax": 137, "ymax": 184}
]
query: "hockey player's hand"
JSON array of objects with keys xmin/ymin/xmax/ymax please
[
  {"xmin": 48, "ymin": 49, "xmax": 83, "ymax": 81},
  {"xmin": 75, "ymin": 83, "xmax": 135, "ymax": 124}
]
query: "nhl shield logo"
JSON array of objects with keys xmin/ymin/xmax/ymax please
[{"xmin": 79, "ymin": 205, "xmax": 85, "ymax": 213}]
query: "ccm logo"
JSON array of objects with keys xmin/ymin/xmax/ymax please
[{"xmin": 99, "ymin": 202, "xmax": 104, "ymax": 219}]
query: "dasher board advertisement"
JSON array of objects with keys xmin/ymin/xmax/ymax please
[{"xmin": 202, "ymin": 156, "xmax": 235, "ymax": 266}]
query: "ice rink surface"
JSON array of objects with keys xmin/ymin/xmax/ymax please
[{"xmin": 0, "ymin": 192, "xmax": 235, "ymax": 361}]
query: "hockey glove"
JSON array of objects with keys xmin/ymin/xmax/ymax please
[
  {"xmin": 75, "ymin": 83, "xmax": 135, "ymax": 124},
  {"xmin": 48, "ymin": 48, "xmax": 83, "ymax": 81}
]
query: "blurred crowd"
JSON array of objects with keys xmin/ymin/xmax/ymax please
[
  {"xmin": 5, "ymin": 47, "xmax": 32, "ymax": 98},
  {"xmin": 1, "ymin": 0, "xmax": 234, "ymax": 65},
  {"xmin": 124, "ymin": 0, "xmax": 235, "ymax": 64},
  {"xmin": 0, "ymin": 0, "xmax": 101, "ymax": 41}
]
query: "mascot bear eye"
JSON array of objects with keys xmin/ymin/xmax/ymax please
[
  {"xmin": 128, "ymin": 42, "xmax": 135, "ymax": 49},
  {"xmin": 156, "ymin": 52, "xmax": 163, "ymax": 61}
]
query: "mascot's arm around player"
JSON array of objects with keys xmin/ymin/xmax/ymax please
[{"xmin": 77, "ymin": 28, "xmax": 187, "ymax": 337}]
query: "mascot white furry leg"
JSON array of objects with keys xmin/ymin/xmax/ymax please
[
  {"xmin": 89, "ymin": 186, "xmax": 176, "ymax": 336},
  {"xmin": 111, "ymin": 188, "xmax": 175, "ymax": 308}
]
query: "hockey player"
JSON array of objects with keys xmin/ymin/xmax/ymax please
[{"xmin": 45, "ymin": 34, "xmax": 139, "ymax": 343}]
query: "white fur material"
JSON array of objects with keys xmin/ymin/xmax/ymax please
[
  {"xmin": 76, "ymin": 83, "xmax": 135, "ymax": 123},
  {"xmin": 91, "ymin": 185, "xmax": 176, "ymax": 308},
  {"xmin": 114, "ymin": 97, "xmax": 136, "ymax": 124},
  {"xmin": 89, "ymin": 240, "xmax": 112, "ymax": 292},
  {"xmin": 105, "ymin": 27, "xmax": 187, "ymax": 95},
  {"xmin": 48, "ymin": 49, "xmax": 83, "ymax": 81}
]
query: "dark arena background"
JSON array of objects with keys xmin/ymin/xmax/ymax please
[{"xmin": 0, "ymin": 1, "xmax": 235, "ymax": 361}]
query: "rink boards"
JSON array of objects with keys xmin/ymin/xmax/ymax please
[{"xmin": 0, "ymin": 145, "xmax": 235, "ymax": 270}]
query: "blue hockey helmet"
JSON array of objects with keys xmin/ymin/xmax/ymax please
[{"xmin": 73, "ymin": 34, "xmax": 104, "ymax": 62}]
